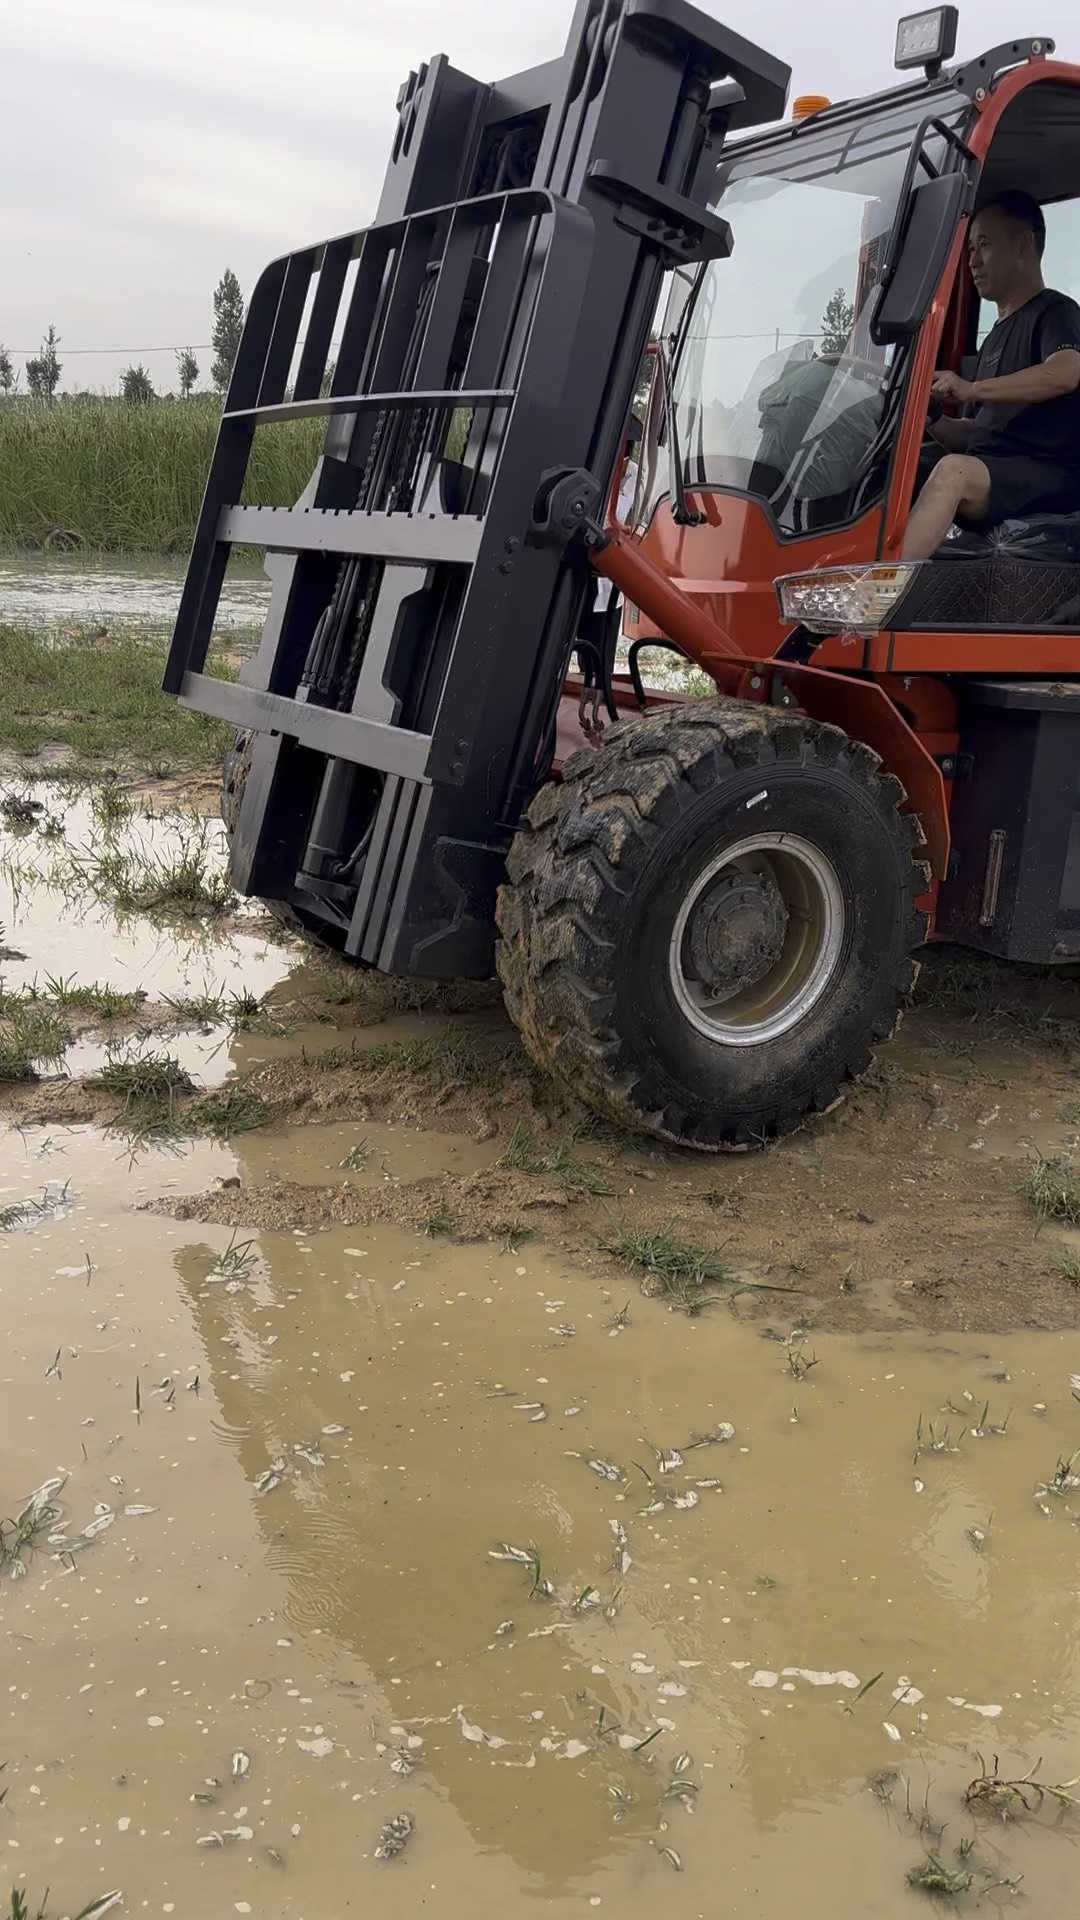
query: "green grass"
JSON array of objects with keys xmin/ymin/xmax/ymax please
[
  {"xmin": 499, "ymin": 1120, "xmax": 615, "ymax": 1196},
  {"xmin": 0, "ymin": 1004, "xmax": 66, "ymax": 1082},
  {"xmin": 72, "ymin": 825, "xmax": 233, "ymax": 917},
  {"xmin": 1022, "ymin": 1154, "xmax": 1080, "ymax": 1226},
  {"xmin": 188, "ymin": 1086, "xmax": 273, "ymax": 1138},
  {"xmin": 89, "ymin": 1050, "xmax": 196, "ymax": 1117},
  {"xmin": 347, "ymin": 1027, "xmax": 522, "ymax": 1087},
  {"xmin": 601, "ymin": 1220, "xmax": 730, "ymax": 1311},
  {"xmin": 0, "ymin": 394, "xmax": 322, "ymax": 553},
  {"xmin": 0, "ymin": 624, "xmax": 235, "ymax": 771},
  {"xmin": 39, "ymin": 975, "xmax": 144, "ymax": 1018}
]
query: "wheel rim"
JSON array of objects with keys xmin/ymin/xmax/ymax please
[{"xmin": 668, "ymin": 832, "xmax": 844, "ymax": 1048}]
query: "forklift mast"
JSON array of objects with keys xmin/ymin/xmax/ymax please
[{"xmin": 164, "ymin": 0, "xmax": 789, "ymax": 978}]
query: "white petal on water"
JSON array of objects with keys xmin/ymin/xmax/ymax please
[
  {"xmin": 73, "ymin": 1896, "xmax": 123, "ymax": 1919},
  {"xmin": 630, "ymin": 1662, "xmax": 655, "ymax": 1675},
  {"xmin": 657, "ymin": 1450, "xmax": 684, "ymax": 1473},
  {"xmin": 750, "ymin": 1671, "xmax": 778, "ymax": 1689},
  {"xmin": 222, "ymin": 1825, "xmax": 254, "ymax": 1841},
  {"xmin": 489, "ymin": 1544, "xmax": 535, "ymax": 1564},
  {"xmin": 81, "ymin": 1512, "xmax": 115, "ymax": 1540},
  {"xmin": 297, "ymin": 1737, "xmax": 334, "ymax": 1758},
  {"xmin": 24, "ymin": 1476, "xmax": 66, "ymax": 1518},
  {"xmin": 658, "ymin": 1683, "xmax": 687, "ymax": 1698},
  {"xmin": 231, "ymin": 1750, "xmax": 251, "ymax": 1779},
  {"xmin": 913, "ymin": 1478, "xmax": 925, "ymax": 1493},
  {"xmin": 321, "ymin": 1424, "xmax": 346, "ymax": 1435},
  {"xmin": 883, "ymin": 1722, "xmax": 903, "ymax": 1742},
  {"xmin": 292, "ymin": 1445, "xmax": 325, "ymax": 1466},
  {"xmin": 563, "ymin": 1740, "xmax": 589, "ymax": 1759},
  {"xmin": 253, "ymin": 1469, "xmax": 284, "ymax": 1494},
  {"xmin": 93, "ymin": 1502, "xmax": 112, "ymax": 1518},
  {"xmin": 782, "ymin": 1669, "xmax": 860, "ymax": 1689},
  {"xmin": 588, "ymin": 1459, "xmax": 622, "ymax": 1481},
  {"xmin": 197, "ymin": 1832, "xmax": 225, "ymax": 1847},
  {"xmin": 892, "ymin": 1684, "xmax": 924, "ymax": 1705},
  {"xmin": 965, "ymin": 1702, "xmax": 1003, "ymax": 1718},
  {"xmin": 672, "ymin": 1491, "xmax": 700, "ymax": 1511},
  {"xmin": 123, "ymin": 1504, "xmax": 157, "ymax": 1517},
  {"xmin": 457, "ymin": 1709, "xmax": 507, "ymax": 1749}
]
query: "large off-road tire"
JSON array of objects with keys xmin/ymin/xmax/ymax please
[
  {"xmin": 496, "ymin": 698, "xmax": 929, "ymax": 1151},
  {"xmin": 220, "ymin": 731, "xmax": 323, "ymax": 945}
]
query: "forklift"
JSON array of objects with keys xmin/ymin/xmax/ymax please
[{"xmin": 165, "ymin": 0, "xmax": 1080, "ymax": 1150}]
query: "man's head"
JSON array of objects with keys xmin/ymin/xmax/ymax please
[{"xmin": 969, "ymin": 190, "xmax": 1046, "ymax": 305}]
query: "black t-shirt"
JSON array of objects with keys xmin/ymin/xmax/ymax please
[{"xmin": 967, "ymin": 289, "xmax": 1080, "ymax": 471}]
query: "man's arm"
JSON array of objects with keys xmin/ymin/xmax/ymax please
[{"xmin": 933, "ymin": 349, "xmax": 1080, "ymax": 409}]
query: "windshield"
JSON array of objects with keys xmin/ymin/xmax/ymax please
[{"xmin": 664, "ymin": 98, "xmax": 967, "ymax": 536}]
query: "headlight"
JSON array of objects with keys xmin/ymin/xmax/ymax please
[{"xmin": 774, "ymin": 563, "xmax": 923, "ymax": 636}]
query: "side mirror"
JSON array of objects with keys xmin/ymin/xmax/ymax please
[{"xmin": 872, "ymin": 170, "xmax": 972, "ymax": 345}]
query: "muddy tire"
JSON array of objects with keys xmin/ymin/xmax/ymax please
[
  {"xmin": 495, "ymin": 699, "xmax": 929, "ymax": 1151},
  {"xmin": 220, "ymin": 732, "xmax": 321, "ymax": 944}
]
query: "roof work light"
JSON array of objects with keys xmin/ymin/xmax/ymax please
[{"xmin": 894, "ymin": 6, "xmax": 959, "ymax": 74}]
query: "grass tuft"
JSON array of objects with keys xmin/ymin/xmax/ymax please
[
  {"xmin": 89, "ymin": 1051, "xmax": 196, "ymax": 1131},
  {"xmin": 41, "ymin": 974, "xmax": 144, "ymax": 1018},
  {"xmin": 499, "ymin": 1120, "xmax": 615, "ymax": 1196},
  {"xmin": 1021, "ymin": 1154, "xmax": 1080, "ymax": 1226},
  {"xmin": 600, "ymin": 1221, "xmax": 729, "ymax": 1312},
  {"xmin": 188, "ymin": 1086, "xmax": 273, "ymax": 1138},
  {"xmin": 361, "ymin": 1027, "xmax": 521, "ymax": 1087},
  {"xmin": 906, "ymin": 1854, "xmax": 973, "ymax": 1897},
  {"xmin": 0, "ymin": 1003, "xmax": 66, "ymax": 1082}
]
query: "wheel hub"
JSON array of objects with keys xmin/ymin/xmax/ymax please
[
  {"xmin": 684, "ymin": 869, "xmax": 789, "ymax": 1000},
  {"xmin": 668, "ymin": 832, "xmax": 845, "ymax": 1048}
]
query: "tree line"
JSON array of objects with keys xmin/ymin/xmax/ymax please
[{"xmin": 0, "ymin": 270, "xmax": 247, "ymax": 402}]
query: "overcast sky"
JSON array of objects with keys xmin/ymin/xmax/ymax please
[{"xmin": 2, "ymin": 0, "xmax": 1076, "ymax": 393}]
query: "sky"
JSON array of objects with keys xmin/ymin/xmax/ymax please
[{"xmin": 2, "ymin": 0, "xmax": 1077, "ymax": 394}]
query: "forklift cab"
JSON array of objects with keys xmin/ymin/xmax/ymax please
[{"xmin": 632, "ymin": 17, "xmax": 1080, "ymax": 662}]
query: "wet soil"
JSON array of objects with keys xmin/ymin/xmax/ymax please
[{"xmin": 8, "ymin": 781, "xmax": 1080, "ymax": 1915}]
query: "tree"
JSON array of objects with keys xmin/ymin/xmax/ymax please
[
  {"xmin": 25, "ymin": 325, "xmax": 62, "ymax": 400},
  {"xmin": 120, "ymin": 363, "xmax": 155, "ymax": 405},
  {"xmin": 0, "ymin": 345, "xmax": 13, "ymax": 392},
  {"xmin": 176, "ymin": 347, "xmax": 199, "ymax": 397},
  {"xmin": 211, "ymin": 269, "xmax": 245, "ymax": 392},
  {"xmin": 820, "ymin": 288, "xmax": 855, "ymax": 356}
]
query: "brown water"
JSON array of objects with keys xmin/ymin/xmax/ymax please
[{"xmin": 5, "ymin": 1110, "xmax": 1080, "ymax": 1918}]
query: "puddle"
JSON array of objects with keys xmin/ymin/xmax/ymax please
[
  {"xmin": 1, "ymin": 790, "xmax": 290, "ymax": 1014},
  {"xmin": 4, "ymin": 1116, "xmax": 1080, "ymax": 1914},
  {"xmin": 0, "ymin": 553, "xmax": 270, "ymax": 630}
]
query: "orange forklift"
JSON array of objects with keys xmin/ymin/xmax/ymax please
[{"xmin": 166, "ymin": 1, "xmax": 1080, "ymax": 1149}]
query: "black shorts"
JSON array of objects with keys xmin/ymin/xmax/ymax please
[{"xmin": 975, "ymin": 453, "xmax": 1080, "ymax": 525}]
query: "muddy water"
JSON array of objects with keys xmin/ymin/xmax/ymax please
[
  {"xmin": 1, "ymin": 793, "xmax": 290, "ymax": 1015},
  {"xmin": 4, "ymin": 1109, "xmax": 1080, "ymax": 1916},
  {"xmin": 0, "ymin": 554, "xmax": 270, "ymax": 630}
]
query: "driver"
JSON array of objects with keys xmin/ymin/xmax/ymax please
[{"xmin": 902, "ymin": 190, "xmax": 1080, "ymax": 560}]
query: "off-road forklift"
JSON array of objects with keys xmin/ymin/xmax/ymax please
[{"xmin": 165, "ymin": 0, "xmax": 1080, "ymax": 1150}]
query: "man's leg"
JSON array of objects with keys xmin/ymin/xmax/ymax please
[{"xmin": 902, "ymin": 454, "xmax": 992, "ymax": 560}]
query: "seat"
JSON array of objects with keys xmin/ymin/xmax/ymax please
[{"xmin": 891, "ymin": 511, "xmax": 1080, "ymax": 629}]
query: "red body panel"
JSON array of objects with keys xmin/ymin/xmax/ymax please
[{"xmin": 583, "ymin": 55, "xmax": 1080, "ymax": 899}]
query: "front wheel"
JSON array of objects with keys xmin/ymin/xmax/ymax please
[{"xmin": 495, "ymin": 699, "xmax": 929, "ymax": 1151}]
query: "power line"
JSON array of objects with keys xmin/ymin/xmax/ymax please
[{"xmin": 7, "ymin": 344, "xmax": 214, "ymax": 356}]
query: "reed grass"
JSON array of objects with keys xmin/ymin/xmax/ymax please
[{"xmin": 0, "ymin": 396, "xmax": 323, "ymax": 553}]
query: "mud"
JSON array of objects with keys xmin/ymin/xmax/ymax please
[
  {"xmin": 9, "ymin": 783, "xmax": 1080, "ymax": 1913},
  {"xmin": 7, "ymin": 1118, "xmax": 1080, "ymax": 1917}
]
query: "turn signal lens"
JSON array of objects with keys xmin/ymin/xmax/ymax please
[
  {"xmin": 792, "ymin": 94, "xmax": 831, "ymax": 120},
  {"xmin": 775, "ymin": 563, "xmax": 922, "ymax": 635}
]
